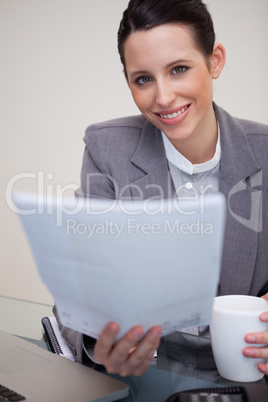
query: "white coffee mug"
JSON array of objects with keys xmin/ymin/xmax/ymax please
[{"xmin": 210, "ymin": 295, "xmax": 268, "ymax": 382}]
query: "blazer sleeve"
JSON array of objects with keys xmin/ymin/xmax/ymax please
[
  {"xmin": 53, "ymin": 131, "xmax": 120, "ymax": 364},
  {"xmin": 52, "ymin": 140, "xmax": 117, "ymax": 363},
  {"xmin": 52, "ymin": 305, "xmax": 104, "ymax": 367},
  {"xmin": 53, "ymin": 117, "xmax": 147, "ymax": 363},
  {"xmin": 52, "ymin": 306, "xmax": 85, "ymax": 364}
]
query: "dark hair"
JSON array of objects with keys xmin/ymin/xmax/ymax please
[{"xmin": 118, "ymin": 0, "xmax": 215, "ymax": 70}]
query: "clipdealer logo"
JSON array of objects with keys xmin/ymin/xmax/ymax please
[
  {"xmin": 227, "ymin": 171, "xmax": 263, "ymax": 233},
  {"xmin": 66, "ymin": 217, "xmax": 214, "ymax": 239},
  {"xmin": 6, "ymin": 170, "xmax": 263, "ymax": 234}
]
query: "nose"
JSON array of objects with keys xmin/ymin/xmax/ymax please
[{"xmin": 155, "ymin": 80, "xmax": 176, "ymax": 108}]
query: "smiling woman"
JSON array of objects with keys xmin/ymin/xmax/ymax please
[
  {"xmin": 123, "ymin": 24, "xmax": 225, "ymax": 163},
  {"xmin": 50, "ymin": 0, "xmax": 268, "ymax": 379}
]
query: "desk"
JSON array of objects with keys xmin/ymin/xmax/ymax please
[{"xmin": 0, "ymin": 296, "xmax": 267, "ymax": 401}]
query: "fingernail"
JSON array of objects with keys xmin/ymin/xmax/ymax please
[
  {"xmin": 150, "ymin": 329, "xmax": 161, "ymax": 341},
  {"xmin": 244, "ymin": 349, "xmax": 254, "ymax": 357},
  {"xmin": 107, "ymin": 323, "xmax": 119, "ymax": 334},
  {"xmin": 259, "ymin": 364, "xmax": 268, "ymax": 374},
  {"xmin": 132, "ymin": 328, "xmax": 143, "ymax": 340},
  {"xmin": 246, "ymin": 335, "xmax": 256, "ymax": 343},
  {"xmin": 261, "ymin": 312, "xmax": 268, "ymax": 321}
]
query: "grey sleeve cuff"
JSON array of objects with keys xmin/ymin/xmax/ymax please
[
  {"xmin": 52, "ymin": 305, "xmax": 84, "ymax": 364},
  {"xmin": 82, "ymin": 335, "xmax": 102, "ymax": 366}
]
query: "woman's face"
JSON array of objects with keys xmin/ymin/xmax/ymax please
[{"xmin": 124, "ymin": 24, "xmax": 224, "ymax": 154}]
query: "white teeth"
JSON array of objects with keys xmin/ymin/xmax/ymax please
[{"xmin": 160, "ymin": 106, "xmax": 188, "ymax": 119}]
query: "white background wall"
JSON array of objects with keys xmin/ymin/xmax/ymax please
[{"xmin": 1, "ymin": 0, "xmax": 268, "ymax": 305}]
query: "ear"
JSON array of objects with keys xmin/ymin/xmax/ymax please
[{"xmin": 210, "ymin": 43, "xmax": 226, "ymax": 79}]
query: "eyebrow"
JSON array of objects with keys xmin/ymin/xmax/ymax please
[{"xmin": 129, "ymin": 59, "xmax": 191, "ymax": 79}]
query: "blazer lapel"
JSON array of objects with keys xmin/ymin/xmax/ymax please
[
  {"xmin": 215, "ymin": 104, "xmax": 262, "ymax": 295},
  {"xmin": 129, "ymin": 119, "xmax": 173, "ymax": 199}
]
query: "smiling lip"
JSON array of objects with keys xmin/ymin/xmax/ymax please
[{"xmin": 154, "ymin": 104, "xmax": 191, "ymax": 126}]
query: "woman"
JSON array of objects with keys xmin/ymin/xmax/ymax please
[{"xmin": 55, "ymin": 0, "xmax": 268, "ymax": 377}]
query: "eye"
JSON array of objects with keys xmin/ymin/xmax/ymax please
[
  {"xmin": 135, "ymin": 76, "xmax": 152, "ymax": 86},
  {"xmin": 172, "ymin": 66, "xmax": 187, "ymax": 75}
]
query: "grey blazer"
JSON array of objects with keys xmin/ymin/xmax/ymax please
[{"xmin": 55, "ymin": 103, "xmax": 268, "ymax": 363}]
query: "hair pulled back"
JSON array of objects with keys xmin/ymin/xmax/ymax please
[{"xmin": 118, "ymin": 0, "xmax": 215, "ymax": 69}]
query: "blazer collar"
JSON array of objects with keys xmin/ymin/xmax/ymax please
[
  {"xmin": 131, "ymin": 118, "xmax": 166, "ymax": 172},
  {"xmin": 131, "ymin": 104, "xmax": 261, "ymax": 182}
]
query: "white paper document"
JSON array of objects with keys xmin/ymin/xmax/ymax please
[{"xmin": 14, "ymin": 192, "xmax": 226, "ymax": 341}]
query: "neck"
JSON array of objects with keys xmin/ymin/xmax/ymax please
[{"xmin": 169, "ymin": 108, "xmax": 218, "ymax": 164}]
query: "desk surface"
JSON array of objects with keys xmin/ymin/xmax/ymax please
[
  {"xmin": 0, "ymin": 295, "xmax": 267, "ymax": 402},
  {"xmin": 0, "ymin": 295, "xmax": 53, "ymax": 340}
]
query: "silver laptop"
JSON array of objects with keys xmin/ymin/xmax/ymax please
[{"xmin": 0, "ymin": 329, "xmax": 128, "ymax": 402}]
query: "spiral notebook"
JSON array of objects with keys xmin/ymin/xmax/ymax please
[{"xmin": 41, "ymin": 316, "xmax": 75, "ymax": 361}]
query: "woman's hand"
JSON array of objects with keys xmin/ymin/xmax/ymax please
[
  {"xmin": 94, "ymin": 323, "xmax": 162, "ymax": 377},
  {"xmin": 243, "ymin": 293, "xmax": 268, "ymax": 375}
]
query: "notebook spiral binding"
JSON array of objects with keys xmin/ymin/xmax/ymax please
[{"xmin": 42, "ymin": 316, "xmax": 63, "ymax": 354}]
